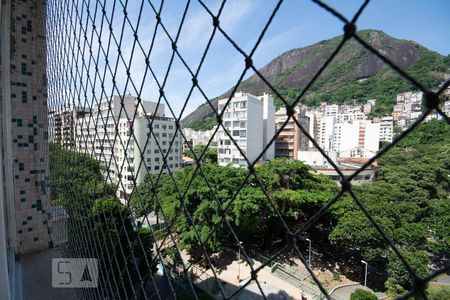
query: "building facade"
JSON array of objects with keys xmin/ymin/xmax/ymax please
[
  {"xmin": 48, "ymin": 106, "xmax": 90, "ymax": 148},
  {"xmin": 274, "ymin": 106, "xmax": 310, "ymax": 160},
  {"xmin": 217, "ymin": 93, "xmax": 275, "ymax": 167},
  {"xmin": 376, "ymin": 116, "xmax": 394, "ymax": 142},
  {"xmin": 182, "ymin": 127, "xmax": 217, "ymax": 153},
  {"xmin": 333, "ymin": 120, "xmax": 380, "ymax": 156},
  {"xmin": 75, "ymin": 95, "xmax": 182, "ymax": 201}
]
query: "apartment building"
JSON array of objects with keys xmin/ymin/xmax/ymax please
[
  {"xmin": 333, "ymin": 120, "xmax": 380, "ymax": 157},
  {"xmin": 444, "ymin": 100, "xmax": 450, "ymax": 116},
  {"xmin": 75, "ymin": 94, "xmax": 164, "ymax": 164},
  {"xmin": 336, "ymin": 111, "xmax": 366, "ymax": 124},
  {"xmin": 375, "ymin": 116, "xmax": 394, "ymax": 142},
  {"xmin": 75, "ymin": 95, "xmax": 181, "ymax": 201},
  {"xmin": 217, "ymin": 92, "xmax": 274, "ymax": 167},
  {"xmin": 317, "ymin": 115, "xmax": 336, "ymax": 152},
  {"xmin": 324, "ymin": 104, "xmax": 339, "ymax": 116},
  {"xmin": 392, "ymin": 91, "xmax": 423, "ymax": 123},
  {"xmin": 182, "ymin": 127, "xmax": 217, "ymax": 153},
  {"xmin": 120, "ymin": 115, "xmax": 182, "ymax": 200},
  {"xmin": 363, "ymin": 99, "xmax": 376, "ymax": 115},
  {"xmin": 48, "ymin": 106, "xmax": 90, "ymax": 148},
  {"xmin": 274, "ymin": 106, "xmax": 310, "ymax": 160}
]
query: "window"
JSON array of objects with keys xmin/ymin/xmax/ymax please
[
  {"xmin": 233, "ymin": 121, "xmax": 239, "ymax": 127},
  {"xmin": 232, "ymin": 130, "xmax": 239, "ymax": 137},
  {"xmin": 21, "ymin": 91, "xmax": 27, "ymax": 103},
  {"xmin": 240, "ymin": 130, "xmax": 246, "ymax": 138},
  {"xmin": 240, "ymin": 120, "xmax": 246, "ymax": 128},
  {"xmin": 21, "ymin": 63, "xmax": 27, "ymax": 75}
]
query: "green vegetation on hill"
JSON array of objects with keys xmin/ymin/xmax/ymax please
[
  {"xmin": 183, "ymin": 30, "xmax": 450, "ymax": 129},
  {"xmin": 184, "ymin": 116, "xmax": 216, "ymax": 131}
]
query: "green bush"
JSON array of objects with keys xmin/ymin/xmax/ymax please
[
  {"xmin": 427, "ymin": 285, "xmax": 450, "ymax": 300},
  {"xmin": 350, "ymin": 288, "xmax": 378, "ymax": 300}
]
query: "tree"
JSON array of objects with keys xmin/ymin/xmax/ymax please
[
  {"xmin": 184, "ymin": 144, "xmax": 217, "ymax": 164},
  {"xmin": 385, "ymin": 248, "xmax": 429, "ymax": 296},
  {"xmin": 50, "ymin": 145, "xmax": 157, "ymax": 298},
  {"xmin": 329, "ymin": 121, "xmax": 449, "ymax": 292},
  {"xmin": 350, "ymin": 289, "xmax": 378, "ymax": 300},
  {"xmin": 427, "ymin": 285, "xmax": 450, "ymax": 300}
]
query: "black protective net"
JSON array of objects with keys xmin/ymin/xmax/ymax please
[{"xmin": 46, "ymin": 0, "xmax": 450, "ymax": 299}]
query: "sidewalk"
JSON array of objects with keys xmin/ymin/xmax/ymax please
[{"xmin": 180, "ymin": 250, "xmax": 317, "ymax": 300}]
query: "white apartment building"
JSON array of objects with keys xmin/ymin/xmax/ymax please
[
  {"xmin": 130, "ymin": 116, "xmax": 182, "ymax": 197},
  {"xmin": 317, "ymin": 115, "xmax": 336, "ymax": 152},
  {"xmin": 75, "ymin": 94, "xmax": 181, "ymax": 201},
  {"xmin": 182, "ymin": 127, "xmax": 217, "ymax": 152},
  {"xmin": 444, "ymin": 100, "xmax": 450, "ymax": 116},
  {"xmin": 305, "ymin": 110, "xmax": 320, "ymax": 149},
  {"xmin": 298, "ymin": 150, "xmax": 337, "ymax": 167},
  {"xmin": 75, "ymin": 94, "xmax": 164, "ymax": 161},
  {"xmin": 217, "ymin": 92, "xmax": 275, "ymax": 167},
  {"xmin": 333, "ymin": 120, "xmax": 380, "ymax": 157},
  {"xmin": 324, "ymin": 104, "xmax": 339, "ymax": 116},
  {"xmin": 336, "ymin": 111, "xmax": 366, "ymax": 123},
  {"xmin": 374, "ymin": 116, "xmax": 394, "ymax": 142}
]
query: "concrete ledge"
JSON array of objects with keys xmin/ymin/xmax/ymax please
[{"xmin": 21, "ymin": 248, "xmax": 77, "ymax": 300}]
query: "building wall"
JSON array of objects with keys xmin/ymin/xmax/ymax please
[
  {"xmin": 318, "ymin": 116, "xmax": 336, "ymax": 152},
  {"xmin": 275, "ymin": 106, "xmax": 310, "ymax": 160},
  {"xmin": 75, "ymin": 96, "xmax": 178, "ymax": 202},
  {"xmin": 260, "ymin": 94, "xmax": 275, "ymax": 160},
  {"xmin": 132, "ymin": 116, "xmax": 182, "ymax": 199},
  {"xmin": 217, "ymin": 93, "xmax": 274, "ymax": 167},
  {"xmin": 333, "ymin": 121, "xmax": 380, "ymax": 154},
  {"xmin": 1, "ymin": 0, "xmax": 51, "ymax": 254},
  {"xmin": 246, "ymin": 97, "xmax": 263, "ymax": 163},
  {"xmin": 49, "ymin": 107, "xmax": 89, "ymax": 148}
]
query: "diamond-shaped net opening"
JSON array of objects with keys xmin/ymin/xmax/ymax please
[{"xmin": 46, "ymin": 0, "xmax": 450, "ymax": 299}]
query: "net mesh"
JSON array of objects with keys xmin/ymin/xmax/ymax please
[{"xmin": 46, "ymin": 0, "xmax": 450, "ymax": 299}]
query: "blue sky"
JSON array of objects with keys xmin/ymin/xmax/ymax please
[{"xmin": 76, "ymin": 0, "xmax": 450, "ymax": 118}]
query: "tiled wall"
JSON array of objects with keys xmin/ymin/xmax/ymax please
[{"xmin": 8, "ymin": 0, "xmax": 51, "ymax": 254}]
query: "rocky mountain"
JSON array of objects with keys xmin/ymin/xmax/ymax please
[{"xmin": 183, "ymin": 30, "xmax": 450, "ymax": 130}]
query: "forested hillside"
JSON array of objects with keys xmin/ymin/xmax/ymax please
[{"xmin": 183, "ymin": 30, "xmax": 450, "ymax": 130}]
